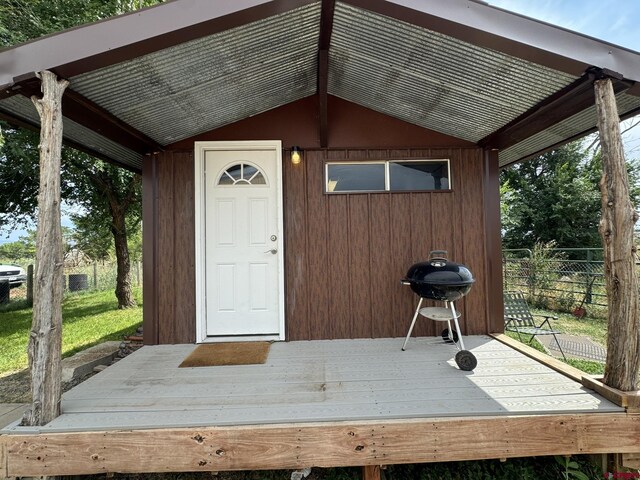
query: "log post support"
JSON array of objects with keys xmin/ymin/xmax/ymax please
[
  {"xmin": 362, "ymin": 465, "xmax": 381, "ymax": 480},
  {"xmin": 21, "ymin": 70, "xmax": 69, "ymax": 427},
  {"xmin": 593, "ymin": 77, "xmax": 640, "ymax": 392}
]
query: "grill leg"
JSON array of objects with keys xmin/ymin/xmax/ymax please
[
  {"xmin": 402, "ymin": 298, "xmax": 423, "ymax": 351},
  {"xmin": 449, "ymin": 301, "xmax": 466, "ymax": 350}
]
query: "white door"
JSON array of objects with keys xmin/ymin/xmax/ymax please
[{"xmin": 201, "ymin": 146, "xmax": 283, "ymax": 338}]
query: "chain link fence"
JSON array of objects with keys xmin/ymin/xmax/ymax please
[
  {"xmin": 1, "ymin": 258, "xmax": 142, "ymax": 304},
  {"xmin": 503, "ymin": 247, "xmax": 640, "ymax": 315}
]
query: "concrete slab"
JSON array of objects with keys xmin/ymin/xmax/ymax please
[
  {"xmin": 538, "ymin": 334, "xmax": 606, "ymax": 362},
  {"xmin": 61, "ymin": 341, "xmax": 120, "ymax": 382}
]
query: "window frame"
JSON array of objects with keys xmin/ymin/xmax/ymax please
[{"xmin": 325, "ymin": 159, "xmax": 451, "ymax": 194}]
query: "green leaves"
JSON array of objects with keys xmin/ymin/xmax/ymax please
[{"xmin": 500, "ymin": 142, "xmax": 640, "ymax": 250}]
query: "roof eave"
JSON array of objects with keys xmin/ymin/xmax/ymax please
[
  {"xmin": 342, "ymin": 0, "xmax": 640, "ymax": 85},
  {"xmin": 0, "ymin": 0, "xmax": 316, "ymax": 97}
]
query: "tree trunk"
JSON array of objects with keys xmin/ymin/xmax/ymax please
[
  {"xmin": 22, "ymin": 71, "xmax": 69, "ymax": 426},
  {"xmin": 112, "ymin": 207, "xmax": 136, "ymax": 308},
  {"xmin": 594, "ymin": 78, "xmax": 640, "ymax": 392}
]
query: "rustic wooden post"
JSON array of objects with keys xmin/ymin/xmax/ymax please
[
  {"xmin": 362, "ymin": 465, "xmax": 381, "ymax": 480},
  {"xmin": 594, "ymin": 77, "xmax": 640, "ymax": 392},
  {"xmin": 22, "ymin": 71, "xmax": 69, "ymax": 426}
]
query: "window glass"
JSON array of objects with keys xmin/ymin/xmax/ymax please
[
  {"xmin": 325, "ymin": 160, "xmax": 450, "ymax": 193},
  {"xmin": 389, "ymin": 161, "xmax": 449, "ymax": 191},
  {"xmin": 326, "ymin": 164, "xmax": 385, "ymax": 192},
  {"xmin": 218, "ymin": 163, "xmax": 266, "ymax": 186}
]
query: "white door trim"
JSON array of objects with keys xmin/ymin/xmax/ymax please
[{"xmin": 194, "ymin": 140, "xmax": 285, "ymax": 343}]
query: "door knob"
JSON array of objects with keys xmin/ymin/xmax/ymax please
[{"xmin": 264, "ymin": 248, "xmax": 278, "ymax": 254}]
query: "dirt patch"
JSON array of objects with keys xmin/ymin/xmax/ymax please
[{"xmin": 0, "ymin": 368, "xmax": 97, "ymax": 403}]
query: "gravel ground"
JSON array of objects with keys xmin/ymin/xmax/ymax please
[{"xmin": 0, "ymin": 368, "xmax": 96, "ymax": 403}]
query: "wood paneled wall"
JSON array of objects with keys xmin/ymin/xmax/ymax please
[
  {"xmin": 143, "ymin": 147, "xmax": 500, "ymax": 344},
  {"xmin": 283, "ymin": 148, "xmax": 488, "ymax": 341},
  {"xmin": 143, "ymin": 151, "xmax": 196, "ymax": 344}
]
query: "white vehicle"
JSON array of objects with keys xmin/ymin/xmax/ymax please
[{"xmin": 0, "ymin": 264, "xmax": 27, "ymax": 288}]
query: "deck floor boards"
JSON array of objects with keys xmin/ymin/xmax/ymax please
[{"xmin": 2, "ymin": 336, "xmax": 621, "ymax": 433}]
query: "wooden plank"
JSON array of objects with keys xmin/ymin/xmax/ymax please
[
  {"xmin": 369, "ymin": 194, "xmax": 393, "ymax": 338},
  {"xmin": 490, "ymin": 333, "xmax": 585, "ymax": 383},
  {"xmin": 622, "ymin": 452, "xmax": 640, "ymax": 469},
  {"xmin": 363, "ymin": 465, "xmax": 381, "ymax": 480},
  {"xmin": 305, "ymin": 151, "xmax": 330, "ymax": 340},
  {"xmin": 327, "ymin": 193, "xmax": 351, "ymax": 338},
  {"xmin": 390, "ymin": 193, "xmax": 415, "ymax": 338},
  {"xmin": 284, "ymin": 146, "xmax": 310, "ymax": 340},
  {"xmin": 5, "ymin": 414, "xmax": 640, "ymax": 477},
  {"xmin": 0, "ymin": 434, "xmax": 7, "ymax": 479},
  {"xmin": 141, "ymin": 154, "xmax": 159, "ymax": 344},
  {"xmin": 460, "ymin": 149, "xmax": 486, "ymax": 335},
  {"xmin": 348, "ymin": 194, "xmax": 372, "ymax": 338},
  {"xmin": 157, "ymin": 152, "xmax": 176, "ymax": 343},
  {"xmin": 582, "ymin": 376, "xmax": 640, "ymax": 411},
  {"xmin": 173, "ymin": 151, "xmax": 196, "ymax": 343}
]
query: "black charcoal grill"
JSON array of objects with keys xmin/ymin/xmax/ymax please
[{"xmin": 401, "ymin": 250, "xmax": 477, "ymax": 371}]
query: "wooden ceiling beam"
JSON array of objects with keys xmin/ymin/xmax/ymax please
[
  {"xmin": 60, "ymin": 88, "xmax": 164, "ymax": 154},
  {"xmin": 317, "ymin": 0, "xmax": 335, "ymax": 148},
  {"xmin": 479, "ymin": 68, "xmax": 634, "ymax": 151},
  {"xmin": 0, "ymin": 109, "xmax": 142, "ymax": 173}
]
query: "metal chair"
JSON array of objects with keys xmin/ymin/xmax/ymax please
[{"xmin": 503, "ymin": 291, "xmax": 566, "ymax": 360}]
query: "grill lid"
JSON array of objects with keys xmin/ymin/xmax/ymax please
[{"xmin": 404, "ymin": 251, "xmax": 474, "ymax": 286}]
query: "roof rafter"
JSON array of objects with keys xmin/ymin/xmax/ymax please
[
  {"xmin": 317, "ymin": 0, "xmax": 335, "ymax": 148},
  {"xmin": 12, "ymin": 76, "xmax": 163, "ymax": 155},
  {"xmin": 480, "ymin": 68, "xmax": 634, "ymax": 151},
  {"xmin": 0, "ymin": 110, "xmax": 141, "ymax": 173}
]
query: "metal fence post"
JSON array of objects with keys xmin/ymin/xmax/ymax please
[
  {"xmin": 586, "ymin": 249, "xmax": 593, "ymax": 305},
  {"xmin": 93, "ymin": 261, "xmax": 98, "ymax": 289}
]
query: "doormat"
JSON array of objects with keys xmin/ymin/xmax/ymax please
[{"xmin": 179, "ymin": 342, "xmax": 271, "ymax": 368}]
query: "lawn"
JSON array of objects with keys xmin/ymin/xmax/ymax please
[
  {"xmin": 0, "ymin": 288, "xmax": 142, "ymax": 375},
  {"xmin": 506, "ymin": 307, "xmax": 608, "ymax": 375}
]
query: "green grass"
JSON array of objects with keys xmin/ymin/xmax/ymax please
[
  {"xmin": 0, "ymin": 288, "xmax": 142, "ymax": 375},
  {"xmin": 532, "ymin": 308, "xmax": 608, "ymax": 347}
]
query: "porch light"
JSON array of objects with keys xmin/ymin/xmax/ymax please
[{"xmin": 291, "ymin": 146, "xmax": 302, "ymax": 165}]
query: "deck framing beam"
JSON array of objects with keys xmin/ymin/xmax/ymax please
[{"xmin": 2, "ymin": 413, "xmax": 640, "ymax": 477}]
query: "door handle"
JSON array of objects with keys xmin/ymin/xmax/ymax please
[{"xmin": 264, "ymin": 248, "xmax": 278, "ymax": 254}]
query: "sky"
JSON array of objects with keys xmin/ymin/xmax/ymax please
[{"xmin": 1, "ymin": 0, "xmax": 640, "ymax": 243}]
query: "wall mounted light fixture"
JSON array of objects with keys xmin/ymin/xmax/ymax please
[{"xmin": 291, "ymin": 146, "xmax": 302, "ymax": 165}]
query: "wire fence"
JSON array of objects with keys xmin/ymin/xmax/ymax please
[
  {"xmin": 1, "ymin": 258, "xmax": 142, "ymax": 303},
  {"xmin": 503, "ymin": 247, "xmax": 639, "ymax": 316}
]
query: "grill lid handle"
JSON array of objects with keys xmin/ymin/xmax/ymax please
[{"xmin": 429, "ymin": 250, "xmax": 448, "ymax": 260}]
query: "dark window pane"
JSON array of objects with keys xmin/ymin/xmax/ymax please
[
  {"xmin": 389, "ymin": 161, "xmax": 449, "ymax": 191},
  {"xmin": 250, "ymin": 172, "xmax": 266, "ymax": 184},
  {"xmin": 218, "ymin": 163, "xmax": 267, "ymax": 186},
  {"xmin": 327, "ymin": 164, "xmax": 385, "ymax": 192},
  {"xmin": 226, "ymin": 164, "xmax": 243, "ymax": 181}
]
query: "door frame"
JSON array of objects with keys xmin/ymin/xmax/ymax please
[{"xmin": 194, "ymin": 140, "xmax": 285, "ymax": 343}]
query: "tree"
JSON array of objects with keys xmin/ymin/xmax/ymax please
[
  {"xmin": 66, "ymin": 154, "xmax": 142, "ymax": 308},
  {"xmin": 500, "ymin": 142, "xmax": 640, "ymax": 250},
  {"xmin": 0, "ymin": 0, "xmax": 161, "ymax": 308}
]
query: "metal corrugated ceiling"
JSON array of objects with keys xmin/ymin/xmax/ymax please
[
  {"xmin": 70, "ymin": 2, "xmax": 322, "ymax": 145},
  {"xmin": 329, "ymin": 2, "xmax": 578, "ymax": 143},
  {"xmin": 499, "ymin": 92, "xmax": 640, "ymax": 167},
  {"xmin": 2, "ymin": 0, "xmax": 639, "ymax": 171},
  {"xmin": 0, "ymin": 95, "xmax": 142, "ymax": 169}
]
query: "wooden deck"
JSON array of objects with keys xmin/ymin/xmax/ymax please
[
  {"xmin": 3, "ymin": 336, "xmax": 640, "ymax": 478},
  {"xmin": 2, "ymin": 336, "xmax": 621, "ymax": 433}
]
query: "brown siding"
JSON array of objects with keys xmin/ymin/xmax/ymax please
[
  {"xmin": 144, "ymin": 152, "xmax": 196, "ymax": 344},
  {"xmin": 146, "ymin": 147, "xmax": 492, "ymax": 343},
  {"xmin": 283, "ymin": 148, "xmax": 488, "ymax": 340}
]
